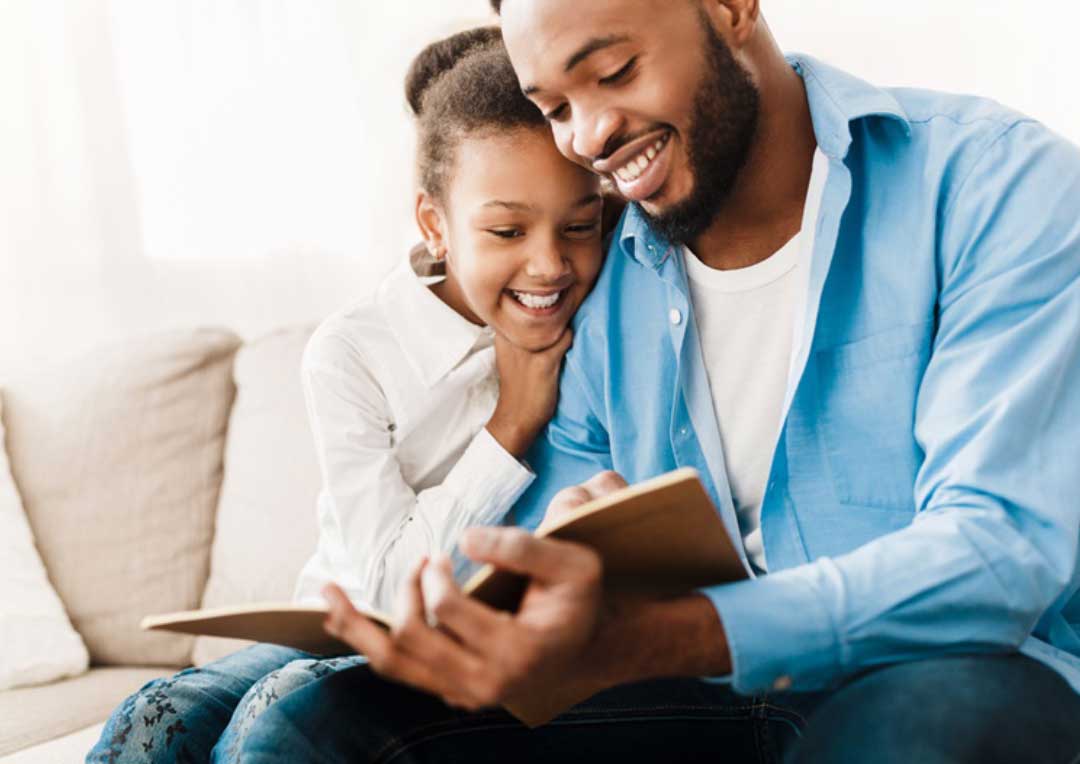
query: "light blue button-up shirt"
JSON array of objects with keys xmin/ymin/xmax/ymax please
[{"xmin": 512, "ymin": 54, "xmax": 1080, "ymax": 696}]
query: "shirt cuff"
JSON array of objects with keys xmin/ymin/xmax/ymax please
[
  {"xmin": 441, "ymin": 426, "xmax": 536, "ymax": 529},
  {"xmin": 701, "ymin": 565, "xmax": 844, "ymax": 695}
]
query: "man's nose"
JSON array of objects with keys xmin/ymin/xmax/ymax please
[{"xmin": 571, "ymin": 107, "xmax": 623, "ymax": 164}]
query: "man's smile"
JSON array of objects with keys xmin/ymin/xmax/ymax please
[{"xmin": 592, "ymin": 129, "xmax": 675, "ymax": 202}]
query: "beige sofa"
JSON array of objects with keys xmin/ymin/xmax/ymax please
[{"xmin": 0, "ymin": 325, "xmax": 323, "ymax": 761}]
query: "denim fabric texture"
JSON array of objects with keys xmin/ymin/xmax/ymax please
[
  {"xmin": 238, "ymin": 667, "xmax": 820, "ymax": 763},
  {"xmin": 85, "ymin": 644, "xmax": 364, "ymax": 763},
  {"xmin": 235, "ymin": 654, "xmax": 1080, "ymax": 763}
]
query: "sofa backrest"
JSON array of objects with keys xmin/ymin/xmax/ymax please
[
  {"xmin": 192, "ymin": 325, "xmax": 322, "ymax": 664},
  {"xmin": 1, "ymin": 328, "xmax": 242, "ymax": 667}
]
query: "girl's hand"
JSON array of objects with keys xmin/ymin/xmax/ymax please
[{"xmin": 486, "ymin": 328, "xmax": 573, "ymax": 458}]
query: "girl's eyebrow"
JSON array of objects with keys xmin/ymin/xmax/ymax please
[
  {"xmin": 482, "ymin": 193, "xmax": 601, "ymax": 212},
  {"xmin": 574, "ymin": 193, "xmax": 603, "ymax": 208},
  {"xmin": 482, "ymin": 200, "xmax": 532, "ymax": 212}
]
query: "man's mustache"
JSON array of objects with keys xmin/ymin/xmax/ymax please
[{"xmin": 594, "ymin": 124, "xmax": 672, "ymax": 162}]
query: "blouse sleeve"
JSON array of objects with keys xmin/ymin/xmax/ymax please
[{"xmin": 302, "ymin": 332, "xmax": 534, "ymax": 612}]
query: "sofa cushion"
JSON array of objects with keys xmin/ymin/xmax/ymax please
[
  {"xmin": 193, "ymin": 326, "xmax": 322, "ymax": 665},
  {"xmin": 0, "ymin": 722, "xmax": 104, "ymax": 764},
  {"xmin": 0, "ymin": 395, "xmax": 89, "ymax": 690},
  {"xmin": 0, "ymin": 667, "xmax": 170, "ymax": 756},
  {"xmin": 1, "ymin": 328, "xmax": 242, "ymax": 667}
]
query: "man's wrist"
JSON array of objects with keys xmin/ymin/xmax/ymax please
[{"xmin": 584, "ymin": 593, "xmax": 733, "ymax": 689}]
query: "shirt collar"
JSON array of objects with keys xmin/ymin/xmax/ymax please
[
  {"xmin": 788, "ymin": 52, "xmax": 911, "ymax": 159},
  {"xmin": 378, "ymin": 249, "xmax": 492, "ymax": 388},
  {"xmin": 618, "ymin": 53, "xmax": 911, "ymax": 271}
]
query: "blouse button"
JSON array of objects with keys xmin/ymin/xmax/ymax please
[{"xmin": 669, "ymin": 308, "xmax": 682, "ymax": 325}]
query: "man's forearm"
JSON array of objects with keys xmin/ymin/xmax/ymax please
[{"xmin": 587, "ymin": 592, "xmax": 732, "ymax": 688}]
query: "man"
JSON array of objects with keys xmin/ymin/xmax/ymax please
[{"xmin": 241, "ymin": 2, "xmax": 1080, "ymax": 761}]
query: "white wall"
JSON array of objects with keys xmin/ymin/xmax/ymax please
[
  {"xmin": 768, "ymin": 0, "xmax": 1080, "ymax": 145},
  {"xmin": 1, "ymin": 0, "xmax": 1077, "ymax": 376}
]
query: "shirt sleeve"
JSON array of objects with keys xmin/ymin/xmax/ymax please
[
  {"xmin": 704, "ymin": 120, "xmax": 1080, "ymax": 694},
  {"xmin": 303, "ymin": 333, "xmax": 535, "ymax": 612}
]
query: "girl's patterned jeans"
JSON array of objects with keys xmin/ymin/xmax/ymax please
[{"xmin": 85, "ymin": 643, "xmax": 365, "ymax": 763}]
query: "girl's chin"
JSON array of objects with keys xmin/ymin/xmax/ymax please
[{"xmin": 493, "ymin": 322, "xmax": 566, "ymax": 352}]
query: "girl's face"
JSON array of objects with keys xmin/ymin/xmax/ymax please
[{"xmin": 422, "ymin": 128, "xmax": 605, "ymax": 352}]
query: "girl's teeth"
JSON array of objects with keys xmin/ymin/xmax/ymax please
[
  {"xmin": 513, "ymin": 290, "xmax": 562, "ymax": 309},
  {"xmin": 646, "ymin": 146, "xmax": 657, "ymax": 160},
  {"xmin": 636, "ymin": 156, "xmax": 648, "ymax": 170}
]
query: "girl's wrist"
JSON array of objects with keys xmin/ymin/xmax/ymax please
[{"xmin": 485, "ymin": 417, "xmax": 536, "ymax": 459}]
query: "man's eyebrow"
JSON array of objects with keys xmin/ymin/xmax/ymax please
[
  {"xmin": 521, "ymin": 35, "xmax": 631, "ymax": 97},
  {"xmin": 564, "ymin": 35, "xmax": 630, "ymax": 74}
]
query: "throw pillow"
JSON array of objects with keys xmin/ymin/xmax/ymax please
[
  {"xmin": 0, "ymin": 394, "xmax": 90, "ymax": 690},
  {"xmin": 2, "ymin": 328, "xmax": 242, "ymax": 667},
  {"xmin": 192, "ymin": 326, "xmax": 322, "ymax": 665}
]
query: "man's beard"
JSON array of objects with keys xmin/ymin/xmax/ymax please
[{"xmin": 642, "ymin": 22, "xmax": 760, "ymax": 246}]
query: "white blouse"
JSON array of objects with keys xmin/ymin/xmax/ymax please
[{"xmin": 293, "ymin": 256, "xmax": 535, "ymax": 611}]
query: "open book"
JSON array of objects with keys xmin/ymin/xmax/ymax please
[{"xmin": 143, "ymin": 467, "xmax": 746, "ymax": 724}]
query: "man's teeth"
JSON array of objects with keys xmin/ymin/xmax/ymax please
[
  {"xmin": 512, "ymin": 290, "xmax": 562, "ymax": 309},
  {"xmin": 616, "ymin": 137, "xmax": 667, "ymax": 183}
]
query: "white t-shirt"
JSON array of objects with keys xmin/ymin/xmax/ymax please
[
  {"xmin": 686, "ymin": 149, "xmax": 829, "ymax": 572},
  {"xmin": 293, "ymin": 257, "xmax": 535, "ymax": 611}
]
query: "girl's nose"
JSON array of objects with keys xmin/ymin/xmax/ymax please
[{"xmin": 524, "ymin": 244, "xmax": 570, "ymax": 281}]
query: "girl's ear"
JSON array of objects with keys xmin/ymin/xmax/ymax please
[{"xmin": 415, "ymin": 190, "xmax": 448, "ymax": 260}]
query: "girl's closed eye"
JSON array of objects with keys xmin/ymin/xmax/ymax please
[
  {"xmin": 564, "ymin": 221, "xmax": 602, "ymax": 239},
  {"xmin": 487, "ymin": 227, "xmax": 525, "ymax": 240}
]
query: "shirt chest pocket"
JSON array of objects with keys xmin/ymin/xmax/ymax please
[{"xmin": 814, "ymin": 320, "xmax": 934, "ymax": 510}]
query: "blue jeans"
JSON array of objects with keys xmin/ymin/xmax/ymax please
[
  {"xmin": 85, "ymin": 644, "xmax": 365, "ymax": 763},
  {"xmin": 235, "ymin": 653, "xmax": 1080, "ymax": 763}
]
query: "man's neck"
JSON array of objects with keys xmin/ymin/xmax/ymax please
[{"xmin": 689, "ymin": 57, "xmax": 817, "ymax": 271}]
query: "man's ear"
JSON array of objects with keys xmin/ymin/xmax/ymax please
[
  {"xmin": 700, "ymin": 0, "xmax": 760, "ymax": 48},
  {"xmin": 414, "ymin": 190, "xmax": 448, "ymax": 260}
]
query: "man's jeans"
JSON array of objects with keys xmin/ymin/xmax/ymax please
[{"xmin": 237, "ymin": 653, "xmax": 1080, "ymax": 763}]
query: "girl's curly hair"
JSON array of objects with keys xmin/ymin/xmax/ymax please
[{"xmin": 405, "ymin": 26, "xmax": 544, "ymax": 200}]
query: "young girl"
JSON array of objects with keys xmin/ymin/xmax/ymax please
[{"xmin": 88, "ymin": 27, "xmax": 605, "ymax": 763}]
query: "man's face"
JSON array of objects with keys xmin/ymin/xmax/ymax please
[{"xmin": 501, "ymin": 0, "xmax": 760, "ymax": 244}]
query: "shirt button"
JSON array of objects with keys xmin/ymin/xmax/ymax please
[
  {"xmin": 772, "ymin": 675, "xmax": 793, "ymax": 692},
  {"xmin": 669, "ymin": 308, "xmax": 682, "ymax": 325}
]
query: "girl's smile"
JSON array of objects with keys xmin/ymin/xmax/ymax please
[{"xmin": 418, "ymin": 128, "xmax": 604, "ymax": 352}]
